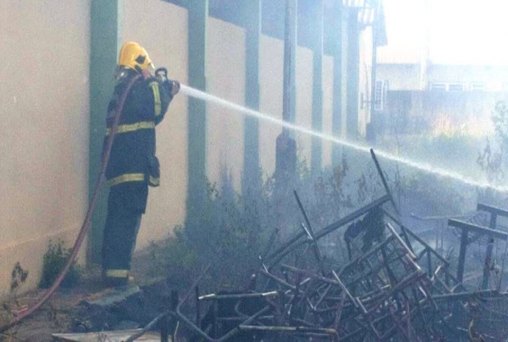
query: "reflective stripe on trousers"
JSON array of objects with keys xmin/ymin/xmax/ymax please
[
  {"xmin": 105, "ymin": 269, "xmax": 129, "ymax": 279},
  {"xmin": 106, "ymin": 120, "xmax": 155, "ymax": 136},
  {"xmin": 107, "ymin": 173, "xmax": 145, "ymax": 187}
]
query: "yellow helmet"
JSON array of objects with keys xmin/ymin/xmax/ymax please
[{"xmin": 118, "ymin": 41, "xmax": 154, "ymax": 72}]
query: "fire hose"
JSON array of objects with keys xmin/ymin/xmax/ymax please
[{"xmin": 0, "ymin": 74, "xmax": 142, "ymax": 334}]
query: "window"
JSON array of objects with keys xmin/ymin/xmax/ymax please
[
  {"xmin": 430, "ymin": 83, "xmax": 447, "ymax": 91},
  {"xmin": 374, "ymin": 80, "xmax": 388, "ymax": 111}
]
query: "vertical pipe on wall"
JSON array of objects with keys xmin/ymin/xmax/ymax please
[
  {"xmin": 368, "ymin": 19, "xmax": 378, "ymax": 144},
  {"xmin": 275, "ymin": 0, "xmax": 298, "ymax": 185},
  {"xmin": 242, "ymin": 0, "xmax": 261, "ymax": 196},
  {"xmin": 274, "ymin": 0, "xmax": 298, "ymax": 231},
  {"xmin": 346, "ymin": 8, "xmax": 360, "ymax": 141},
  {"xmin": 331, "ymin": 2, "xmax": 343, "ymax": 165},
  {"xmin": 186, "ymin": 0, "xmax": 208, "ymax": 224},
  {"xmin": 311, "ymin": 0, "xmax": 324, "ymax": 175},
  {"xmin": 88, "ymin": 0, "xmax": 118, "ymax": 264},
  {"xmin": 282, "ymin": 0, "xmax": 297, "ymax": 128}
]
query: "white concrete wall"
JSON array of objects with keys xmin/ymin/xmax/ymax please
[
  {"xmin": 259, "ymin": 35, "xmax": 284, "ymax": 177},
  {"xmin": 0, "ymin": 0, "xmax": 91, "ymax": 296},
  {"xmin": 206, "ymin": 18, "xmax": 246, "ymax": 191},
  {"xmin": 295, "ymin": 47, "xmax": 314, "ymax": 167}
]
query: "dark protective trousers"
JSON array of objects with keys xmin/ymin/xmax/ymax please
[{"xmin": 102, "ymin": 186, "xmax": 144, "ymax": 280}]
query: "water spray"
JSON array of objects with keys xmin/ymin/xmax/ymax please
[{"xmin": 180, "ymin": 84, "xmax": 508, "ymax": 194}]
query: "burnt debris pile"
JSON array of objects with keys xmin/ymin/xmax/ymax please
[
  {"xmin": 69, "ymin": 184, "xmax": 508, "ymax": 341},
  {"xmin": 154, "ymin": 191, "xmax": 508, "ymax": 342},
  {"xmin": 70, "ymin": 152, "xmax": 508, "ymax": 341}
]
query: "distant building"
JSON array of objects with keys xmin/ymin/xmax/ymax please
[
  {"xmin": 376, "ymin": 62, "xmax": 508, "ymax": 137},
  {"xmin": 374, "ymin": 0, "xmax": 508, "ymax": 138}
]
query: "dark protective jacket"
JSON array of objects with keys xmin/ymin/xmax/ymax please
[{"xmin": 103, "ymin": 69, "xmax": 174, "ymax": 213}]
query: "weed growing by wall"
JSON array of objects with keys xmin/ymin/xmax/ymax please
[
  {"xmin": 10, "ymin": 262, "xmax": 28, "ymax": 293},
  {"xmin": 149, "ymin": 153, "xmax": 391, "ymax": 291},
  {"xmin": 158, "ymin": 178, "xmax": 275, "ymax": 291},
  {"xmin": 478, "ymin": 102, "xmax": 508, "ymax": 183},
  {"xmin": 39, "ymin": 239, "xmax": 80, "ymax": 289},
  {"xmin": 0, "ymin": 263, "xmax": 29, "ymax": 330}
]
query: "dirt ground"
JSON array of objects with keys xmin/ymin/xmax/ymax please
[{"xmin": 0, "ymin": 252, "xmax": 157, "ymax": 342}]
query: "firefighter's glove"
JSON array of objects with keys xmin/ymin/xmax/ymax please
[
  {"xmin": 170, "ymin": 80, "xmax": 180, "ymax": 96},
  {"xmin": 161, "ymin": 79, "xmax": 179, "ymax": 98},
  {"xmin": 155, "ymin": 67, "xmax": 179, "ymax": 96}
]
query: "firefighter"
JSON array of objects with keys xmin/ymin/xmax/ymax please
[{"xmin": 101, "ymin": 41, "xmax": 179, "ymax": 286}]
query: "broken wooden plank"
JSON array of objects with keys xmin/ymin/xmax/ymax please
[
  {"xmin": 80, "ymin": 285, "xmax": 141, "ymax": 307},
  {"xmin": 52, "ymin": 329, "xmax": 161, "ymax": 342}
]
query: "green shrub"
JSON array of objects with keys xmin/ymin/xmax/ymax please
[
  {"xmin": 180, "ymin": 179, "xmax": 274, "ymax": 289},
  {"xmin": 39, "ymin": 239, "xmax": 80, "ymax": 289}
]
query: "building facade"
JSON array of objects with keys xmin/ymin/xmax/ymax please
[{"xmin": 0, "ymin": 0, "xmax": 383, "ymax": 295}]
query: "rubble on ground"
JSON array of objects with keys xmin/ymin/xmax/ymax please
[{"xmin": 70, "ymin": 188, "xmax": 508, "ymax": 341}]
